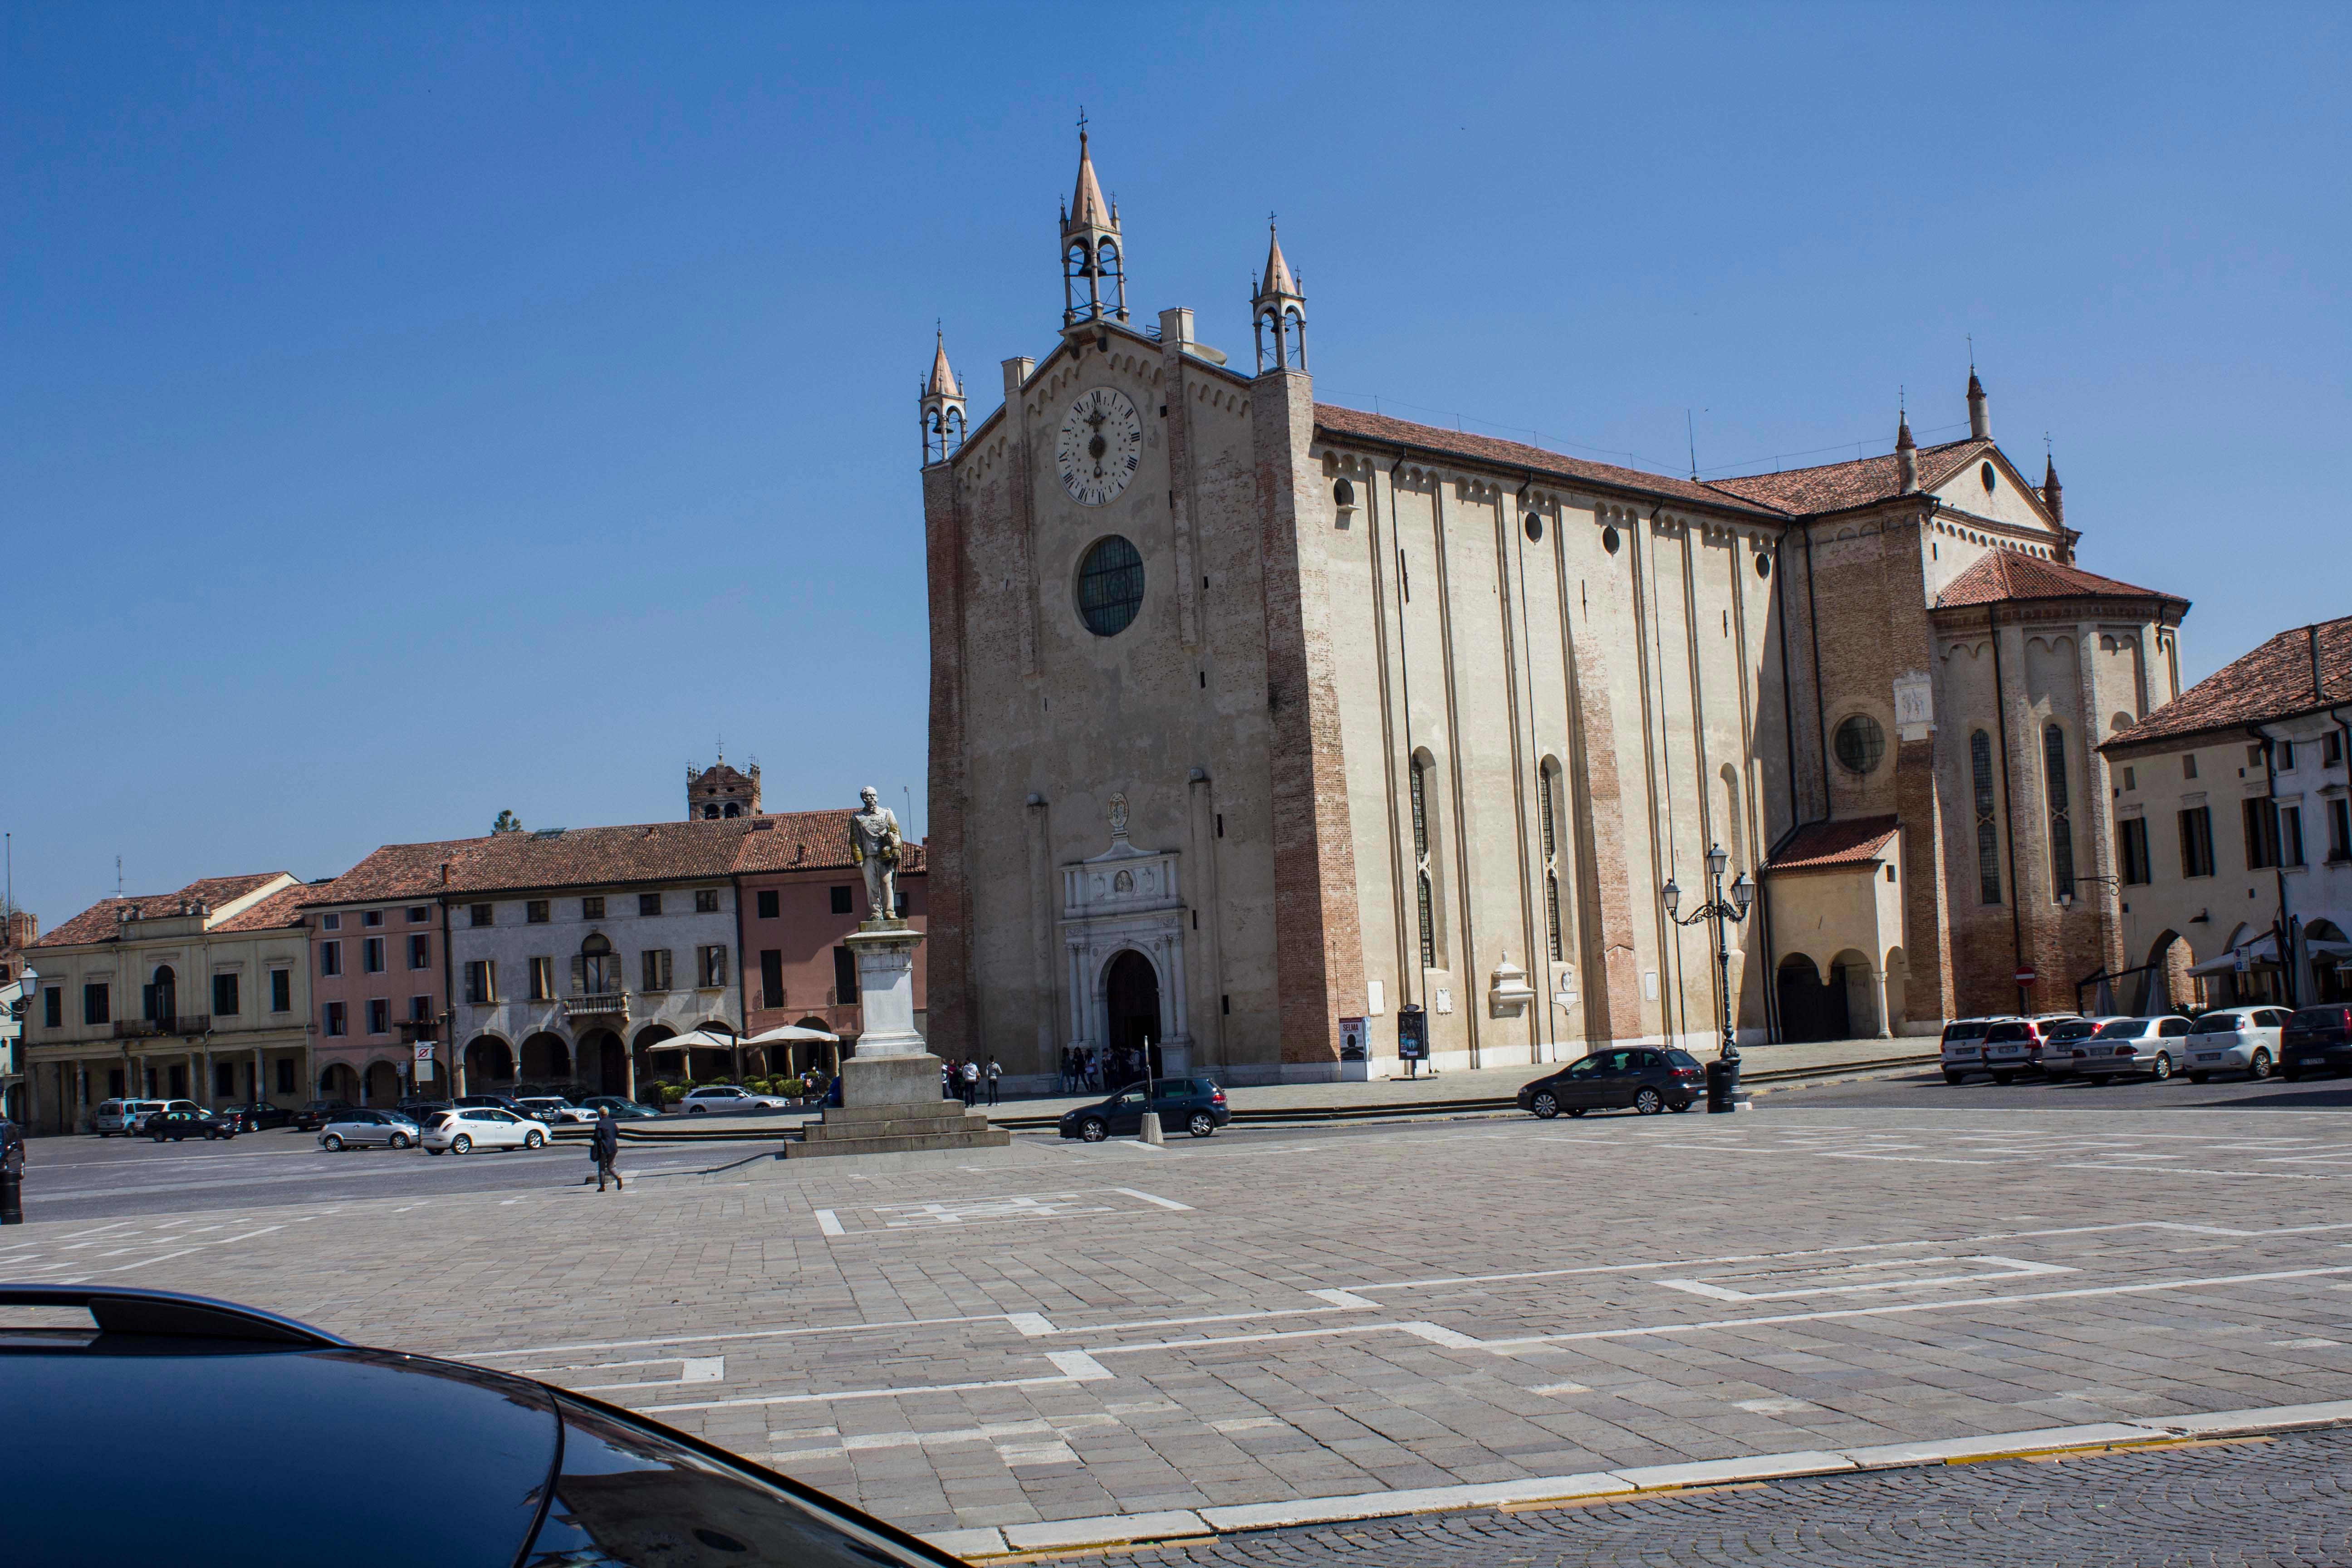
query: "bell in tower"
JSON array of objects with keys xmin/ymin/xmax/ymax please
[{"xmin": 1060, "ymin": 117, "xmax": 1127, "ymax": 327}]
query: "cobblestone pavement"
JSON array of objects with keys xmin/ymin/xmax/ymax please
[
  {"xmin": 1078, "ymin": 1428, "xmax": 2352, "ymax": 1567},
  {"xmin": 6, "ymin": 1101, "xmax": 2352, "ymax": 1544}
]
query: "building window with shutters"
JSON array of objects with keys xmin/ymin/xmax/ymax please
[
  {"xmin": 2043, "ymin": 725, "xmax": 2075, "ymax": 902},
  {"xmin": 212, "ymin": 973, "xmax": 239, "ymax": 1017},
  {"xmin": 1971, "ymin": 730, "xmax": 2001, "ymax": 904},
  {"xmin": 323, "ymin": 1001, "xmax": 347, "ymax": 1037},
  {"xmin": 2118, "ymin": 818, "xmax": 2152, "ymax": 885},
  {"xmin": 469, "ymin": 903, "xmax": 494, "ymax": 927},
  {"xmin": 582, "ymin": 897, "xmax": 605, "ymax": 920},
  {"xmin": 2328, "ymin": 798, "xmax": 2352, "ymax": 863},
  {"xmin": 695, "ymin": 889, "xmax": 720, "ymax": 914},
  {"xmin": 270, "ymin": 969, "xmax": 291, "ymax": 1013},
  {"xmin": 83, "ymin": 983, "xmax": 110, "ymax": 1025},
  {"xmin": 409, "ymin": 933, "xmax": 431, "ymax": 969},
  {"xmin": 2282, "ymin": 804, "xmax": 2305, "ymax": 866},
  {"xmin": 528, "ymin": 957, "xmax": 554, "ymax": 1001},
  {"xmin": 698, "ymin": 946, "xmax": 727, "ymax": 988},
  {"xmin": 1537, "ymin": 759, "xmax": 1564, "ymax": 962},
  {"xmin": 2242, "ymin": 798, "xmax": 2283, "ymax": 871},
  {"xmin": 833, "ymin": 945, "xmax": 858, "ymax": 1004},
  {"xmin": 363, "ymin": 936, "xmax": 386, "ymax": 974},
  {"xmin": 756, "ymin": 890, "xmax": 779, "ymax": 920},
  {"xmin": 639, "ymin": 893, "xmax": 662, "ymax": 916},
  {"xmin": 760, "ymin": 950, "xmax": 784, "ymax": 1008},
  {"xmin": 2179, "ymin": 805, "xmax": 2216, "ymax": 878},
  {"xmin": 461, "ymin": 961, "xmax": 496, "ymax": 1005},
  {"xmin": 639, "ymin": 948, "xmax": 671, "ymax": 993},
  {"xmin": 367, "ymin": 999, "xmax": 390, "ymax": 1035},
  {"xmin": 319, "ymin": 941, "xmax": 342, "ymax": 977}
]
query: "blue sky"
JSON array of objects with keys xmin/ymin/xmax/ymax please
[{"xmin": 7, "ymin": 4, "xmax": 2346, "ymax": 925}]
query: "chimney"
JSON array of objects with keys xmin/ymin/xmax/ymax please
[
  {"xmin": 1967, "ymin": 370, "xmax": 1990, "ymax": 441},
  {"xmin": 1895, "ymin": 412, "xmax": 1919, "ymax": 493},
  {"xmin": 1159, "ymin": 307, "xmax": 1196, "ymax": 352},
  {"xmin": 1002, "ymin": 357, "xmax": 1035, "ymax": 401},
  {"xmin": 2313, "ymin": 623, "xmax": 2326, "ymax": 703}
]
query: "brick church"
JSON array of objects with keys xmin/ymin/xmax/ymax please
[{"xmin": 917, "ymin": 131, "xmax": 2190, "ymax": 1084}]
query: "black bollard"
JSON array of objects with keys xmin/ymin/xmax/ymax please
[
  {"xmin": 0, "ymin": 1163, "xmax": 22, "ymax": 1225},
  {"xmin": 1705, "ymin": 1057, "xmax": 1740, "ymax": 1115}
]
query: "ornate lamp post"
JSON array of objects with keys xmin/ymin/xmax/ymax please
[{"xmin": 1662, "ymin": 843, "xmax": 1754, "ymax": 1113}]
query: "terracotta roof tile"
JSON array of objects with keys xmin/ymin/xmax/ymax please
[
  {"xmin": 302, "ymin": 837, "xmax": 490, "ymax": 907},
  {"xmin": 1764, "ymin": 815, "xmax": 1900, "ymax": 873},
  {"xmin": 210, "ymin": 881, "xmax": 315, "ymax": 933},
  {"xmin": 1313, "ymin": 405, "xmax": 1784, "ymax": 516},
  {"xmin": 1932, "ymin": 551, "xmax": 2184, "ymax": 610},
  {"xmin": 1707, "ymin": 439, "xmax": 1985, "ymax": 514},
  {"xmin": 2105, "ymin": 615, "xmax": 2352, "ymax": 750},
  {"xmin": 732, "ymin": 809, "xmax": 926, "ymax": 875},
  {"xmin": 34, "ymin": 872, "xmax": 294, "ymax": 947}
]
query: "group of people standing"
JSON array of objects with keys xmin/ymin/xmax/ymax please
[
  {"xmin": 940, "ymin": 1056, "xmax": 1000, "ymax": 1107},
  {"xmin": 1058, "ymin": 1044, "xmax": 1150, "ymax": 1095}
]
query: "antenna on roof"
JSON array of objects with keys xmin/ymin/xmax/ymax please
[
  {"xmin": 1686, "ymin": 410, "xmax": 1697, "ymax": 480},
  {"xmin": 1967, "ymin": 333, "xmax": 1975, "ymax": 372},
  {"xmin": 117, "ymin": 855, "xmax": 123, "ymax": 898}
]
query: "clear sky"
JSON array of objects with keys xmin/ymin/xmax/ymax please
[{"xmin": 7, "ymin": 4, "xmax": 2346, "ymax": 927}]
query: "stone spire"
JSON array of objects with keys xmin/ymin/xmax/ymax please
[
  {"xmin": 1252, "ymin": 220, "xmax": 1308, "ymax": 373},
  {"xmin": 1895, "ymin": 409, "xmax": 1919, "ymax": 493},
  {"xmin": 1967, "ymin": 368, "xmax": 1991, "ymax": 441},
  {"xmin": 920, "ymin": 328, "xmax": 966, "ymax": 464},
  {"xmin": 2041, "ymin": 451, "xmax": 2064, "ymax": 524},
  {"xmin": 1059, "ymin": 121, "xmax": 1127, "ymax": 326}
]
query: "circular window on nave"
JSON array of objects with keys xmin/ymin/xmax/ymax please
[
  {"xmin": 1833, "ymin": 713, "xmax": 1886, "ymax": 775},
  {"xmin": 1076, "ymin": 535, "xmax": 1146, "ymax": 637}
]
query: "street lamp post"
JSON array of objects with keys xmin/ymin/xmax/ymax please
[{"xmin": 1662, "ymin": 843, "xmax": 1754, "ymax": 1113}]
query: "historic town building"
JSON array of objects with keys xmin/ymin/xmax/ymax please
[
  {"xmin": 919, "ymin": 132, "xmax": 2193, "ymax": 1085},
  {"xmin": 22, "ymin": 874, "xmax": 314, "ymax": 1133}
]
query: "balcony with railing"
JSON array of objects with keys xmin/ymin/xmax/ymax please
[
  {"xmin": 114, "ymin": 1015, "xmax": 211, "ymax": 1040},
  {"xmin": 563, "ymin": 991, "xmax": 629, "ymax": 1019}
]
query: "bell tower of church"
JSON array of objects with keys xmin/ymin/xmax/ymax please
[
  {"xmin": 920, "ymin": 330, "xmax": 965, "ymax": 465},
  {"xmin": 1060, "ymin": 122, "xmax": 1127, "ymax": 326},
  {"xmin": 1252, "ymin": 221, "xmax": 1307, "ymax": 372}
]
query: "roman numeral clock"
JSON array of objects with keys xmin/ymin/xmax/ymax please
[{"xmin": 1055, "ymin": 387, "xmax": 1143, "ymax": 506}]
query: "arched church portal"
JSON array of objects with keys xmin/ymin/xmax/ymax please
[{"xmin": 1104, "ymin": 949, "xmax": 1164, "ymax": 1077}]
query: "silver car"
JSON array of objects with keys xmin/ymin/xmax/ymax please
[
  {"xmin": 515, "ymin": 1096, "xmax": 590, "ymax": 1125},
  {"xmin": 318, "ymin": 1110, "xmax": 423, "ymax": 1151},
  {"xmin": 2048, "ymin": 1015, "xmax": 2191, "ymax": 1083},
  {"xmin": 95, "ymin": 1099, "xmax": 169, "ymax": 1136}
]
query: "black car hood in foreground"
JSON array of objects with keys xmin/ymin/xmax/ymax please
[{"xmin": 4, "ymin": 1287, "xmax": 964, "ymax": 1568}]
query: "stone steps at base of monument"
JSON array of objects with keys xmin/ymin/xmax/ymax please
[
  {"xmin": 783, "ymin": 1124, "xmax": 1014, "ymax": 1158},
  {"xmin": 795, "ymin": 1106, "xmax": 1008, "ymax": 1143}
]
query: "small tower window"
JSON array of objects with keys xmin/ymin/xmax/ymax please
[
  {"xmin": 1524, "ymin": 512, "xmax": 1544, "ymax": 543},
  {"xmin": 1981, "ymin": 462, "xmax": 1997, "ymax": 493},
  {"xmin": 2044, "ymin": 724, "xmax": 2076, "ymax": 901},
  {"xmin": 1602, "ymin": 526, "xmax": 1621, "ymax": 554},
  {"xmin": 1972, "ymin": 729, "xmax": 2001, "ymax": 905},
  {"xmin": 1333, "ymin": 477, "xmax": 1355, "ymax": 509},
  {"xmin": 1755, "ymin": 550, "xmax": 1772, "ymax": 579},
  {"xmin": 1833, "ymin": 715, "xmax": 1885, "ymax": 776}
]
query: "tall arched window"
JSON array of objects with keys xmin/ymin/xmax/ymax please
[
  {"xmin": 2044, "ymin": 723, "xmax": 2075, "ymax": 902},
  {"xmin": 1410, "ymin": 754, "xmax": 1438, "ymax": 969},
  {"xmin": 1971, "ymin": 730, "xmax": 2001, "ymax": 905},
  {"xmin": 1720, "ymin": 763, "xmax": 1745, "ymax": 872},
  {"xmin": 1537, "ymin": 759, "xmax": 1565, "ymax": 962}
]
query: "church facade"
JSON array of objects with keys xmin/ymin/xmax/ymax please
[{"xmin": 920, "ymin": 132, "xmax": 2191, "ymax": 1085}]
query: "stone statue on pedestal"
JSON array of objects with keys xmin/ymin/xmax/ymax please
[{"xmin": 847, "ymin": 786, "xmax": 902, "ymax": 923}]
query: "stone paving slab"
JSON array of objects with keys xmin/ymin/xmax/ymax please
[{"xmin": 5, "ymin": 1101, "xmax": 2350, "ymax": 1550}]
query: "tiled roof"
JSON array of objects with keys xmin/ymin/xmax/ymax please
[
  {"xmin": 33, "ymin": 872, "xmax": 294, "ymax": 947},
  {"xmin": 1764, "ymin": 815, "xmax": 1900, "ymax": 874},
  {"xmin": 1707, "ymin": 439, "xmax": 1985, "ymax": 514},
  {"xmin": 211, "ymin": 881, "xmax": 316, "ymax": 933},
  {"xmin": 302, "ymin": 837, "xmax": 490, "ymax": 907},
  {"xmin": 1932, "ymin": 551, "xmax": 2183, "ymax": 610},
  {"xmin": 2105, "ymin": 615, "xmax": 2352, "ymax": 750},
  {"xmin": 1313, "ymin": 405, "xmax": 1784, "ymax": 516},
  {"xmin": 734, "ymin": 809, "xmax": 927, "ymax": 875}
]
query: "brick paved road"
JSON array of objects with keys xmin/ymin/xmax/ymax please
[
  {"xmin": 6, "ymin": 1100, "xmax": 2352, "ymax": 1546},
  {"xmin": 1081, "ymin": 1428, "xmax": 2352, "ymax": 1567}
]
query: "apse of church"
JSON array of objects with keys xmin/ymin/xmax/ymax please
[{"xmin": 919, "ymin": 132, "xmax": 2187, "ymax": 1087}]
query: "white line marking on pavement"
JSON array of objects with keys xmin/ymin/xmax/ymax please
[
  {"xmin": 2058, "ymin": 1163, "xmax": 2347, "ymax": 1181},
  {"xmin": 464, "ymin": 1312, "xmax": 1033, "ymax": 1359},
  {"xmin": 1007, "ymin": 1313, "xmax": 1057, "ymax": 1336},
  {"xmin": 2270, "ymin": 1338, "xmax": 2341, "ymax": 1348},
  {"xmin": 1112, "ymin": 1187, "xmax": 1192, "ymax": 1210},
  {"xmin": 1211, "ymin": 1416, "xmax": 1284, "ymax": 1433},
  {"xmin": 1122, "ymin": 1140, "xmax": 1168, "ymax": 1152},
  {"xmin": 1529, "ymin": 1382, "xmax": 1590, "ymax": 1395},
  {"xmin": 1653, "ymin": 1255, "xmax": 2072, "ymax": 1303},
  {"xmin": 642, "ymin": 1369, "xmax": 1088, "ymax": 1413},
  {"xmin": 1307, "ymin": 1289, "xmax": 1380, "ymax": 1309},
  {"xmin": 1396, "ymin": 1321, "xmax": 1486, "ymax": 1349},
  {"xmin": 574, "ymin": 1356, "xmax": 725, "ymax": 1392},
  {"xmin": 813, "ymin": 1210, "xmax": 844, "ymax": 1236},
  {"xmin": 1043, "ymin": 1349, "xmax": 1114, "ymax": 1381}
]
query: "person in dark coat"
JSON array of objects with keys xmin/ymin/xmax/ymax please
[{"xmin": 591, "ymin": 1108, "xmax": 623, "ymax": 1192}]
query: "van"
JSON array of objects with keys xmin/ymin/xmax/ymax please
[{"xmin": 95, "ymin": 1100, "xmax": 167, "ymax": 1137}]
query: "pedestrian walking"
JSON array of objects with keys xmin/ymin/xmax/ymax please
[
  {"xmin": 985, "ymin": 1056, "xmax": 1001, "ymax": 1107},
  {"xmin": 591, "ymin": 1107, "xmax": 623, "ymax": 1193},
  {"xmin": 941, "ymin": 1058, "xmax": 956, "ymax": 1099},
  {"xmin": 960, "ymin": 1058, "xmax": 980, "ymax": 1107}
]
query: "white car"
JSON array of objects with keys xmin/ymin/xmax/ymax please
[
  {"xmin": 2045, "ymin": 1016, "xmax": 2191, "ymax": 1083},
  {"xmin": 1939, "ymin": 1017, "xmax": 2017, "ymax": 1084},
  {"xmin": 318, "ymin": 1110, "xmax": 423, "ymax": 1151},
  {"xmin": 422, "ymin": 1106, "xmax": 548, "ymax": 1155},
  {"xmin": 94, "ymin": 1099, "xmax": 168, "ymax": 1136},
  {"xmin": 515, "ymin": 1096, "xmax": 591, "ymax": 1125},
  {"xmin": 677, "ymin": 1085, "xmax": 790, "ymax": 1115},
  {"xmin": 2186, "ymin": 1007, "xmax": 2293, "ymax": 1082}
]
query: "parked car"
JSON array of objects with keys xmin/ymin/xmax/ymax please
[
  {"xmin": 94, "ymin": 1099, "xmax": 168, "ymax": 1137},
  {"xmin": 2036, "ymin": 1016, "xmax": 2125, "ymax": 1066},
  {"xmin": 515, "ymin": 1096, "xmax": 590, "ymax": 1125},
  {"xmin": 394, "ymin": 1098, "xmax": 453, "ymax": 1127},
  {"xmin": 1058, "ymin": 1077, "xmax": 1230, "ymax": 1141},
  {"xmin": 217, "ymin": 1102, "xmax": 292, "ymax": 1131},
  {"xmin": 1939, "ymin": 1018, "xmax": 2013, "ymax": 1083},
  {"xmin": 576, "ymin": 1096, "xmax": 662, "ymax": 1120},
  {"xmin": 453, "ymin": 1093, "xmax": 527, "ymax": 1115},
  {"xmin": 0, "ymin": 1284, "xmax": 961, "ymax": 1568},
  {"xmin": 133, "ymin": 1100, "xmax": 206, "ymax": 1134},
  {"xmin": 2186, "ymin": 1006, "xmax": 2293, "ymax": 1082},
  {"xmin": 146, "ymin": 1108, "xmax": 237, "ymax": 1143},
  {"xmin": 2044, "ymin": 1016, "xmax": 2192, "ymax": 1082},
  {"xmin": 2281, "ymin": 1004, "xmax": 2352, "ymax": 1080},
  {"xmin": 293, "ymin": 1099, "xmax": 356, "ymax": 1132},
  {"xmin": 1978, "ymin": 1016, "xmax": 2079, "ymax": 1082},
  {"xmin": 1518, "ymin": 1048, "xmax": 1703, "ymax": 1118},
  {"xmin": 318, "ymin": 1110, "xmax": 423, "ymax": 1152},
  {"xmin": 677, "ymin": 1084, "xmax": 791, "ymax": 1115},
  {"xmin": 422, "ymin": 1106, "xmax": 547, "ymax": 1155}
]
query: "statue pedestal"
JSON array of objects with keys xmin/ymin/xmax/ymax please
[{"xmin": 785, "ymin": 919, "xmax": 1010, "ymax": 1159}]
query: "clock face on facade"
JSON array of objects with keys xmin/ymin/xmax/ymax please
[{"xmin": 1055, "ymin": 387, "xmax": 1143, "ymax": 507}]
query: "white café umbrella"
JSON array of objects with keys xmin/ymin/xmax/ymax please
[{"xmin": 744, "ymin": 1024, "xmax": 840, "ymax": 1044}]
